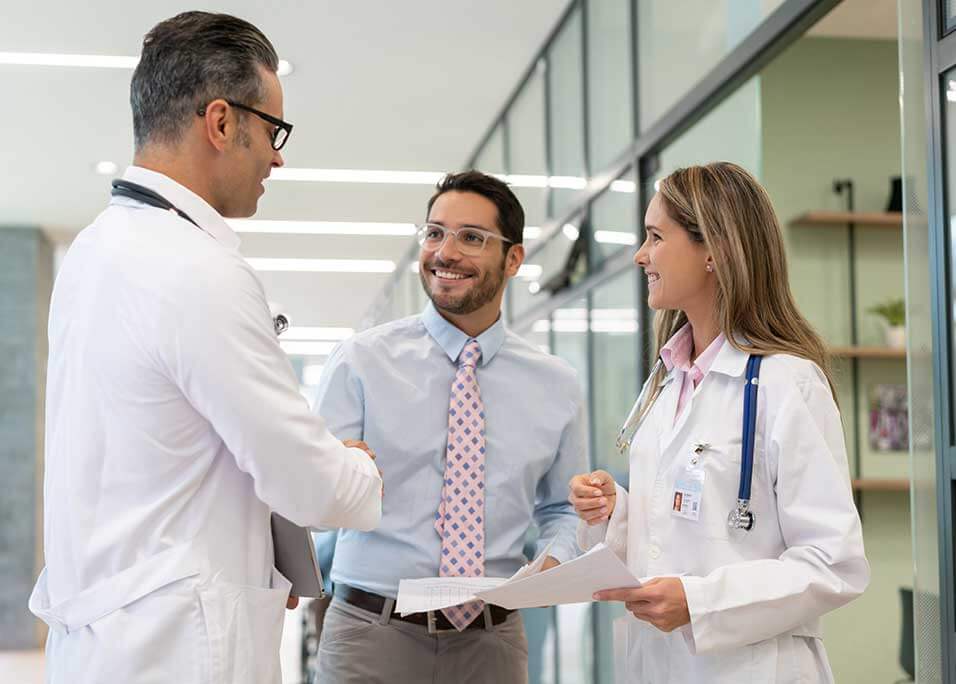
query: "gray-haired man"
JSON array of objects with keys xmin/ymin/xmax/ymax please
[{"xmin": 29, "ymin": 13, "xmax": 381, "ymax": 684}]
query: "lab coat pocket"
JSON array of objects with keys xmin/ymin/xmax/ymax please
[
  {"xmin": 682, "ymin": 441, "xmax": 741, "ymax": 541},
  {"xmin": 49, "ymin": 577, "xmax": 208, "ymax": 684},
  {"xmin": 198, "ymin": 567, "xmax": 290, "ymax": 684}
]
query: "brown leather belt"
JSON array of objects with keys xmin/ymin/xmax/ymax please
[{"xmin": 333, "ymin": 583, "xmax": 513, "ymax": 633}]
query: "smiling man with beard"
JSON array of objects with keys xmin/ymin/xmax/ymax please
[{"xmin": 312, "ymin": 170, "xmax": 588, "ymax": 683}]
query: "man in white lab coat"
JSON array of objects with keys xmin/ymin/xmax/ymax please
[{"xmin": 28, "ymin": 12, "xmax": 383, "ymax": 684}]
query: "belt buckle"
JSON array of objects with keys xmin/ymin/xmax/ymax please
[{"xmin": 426, "ymin": 611, "xmax": 459, "ymax": 635}]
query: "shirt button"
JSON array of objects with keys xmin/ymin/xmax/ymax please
[{"xmin": 648, "ymin": 544, "xmax": 661, "ymax": 560}]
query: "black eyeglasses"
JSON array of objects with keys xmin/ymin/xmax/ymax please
[{"xmin": 198, "ymin": 99, "xmax": 293, "ymax": 151}]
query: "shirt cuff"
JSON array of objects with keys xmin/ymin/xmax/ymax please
[
  {"xmin": 575, "ymin": 483, "xmax": 628, "ymax": 560},
  {"xmin": 540, "ymin": 530, "xmax": 579, "ymax": 565},
  {"xmin": 679, "ymin": 575, "xmax": 712, "ymax": 654}
]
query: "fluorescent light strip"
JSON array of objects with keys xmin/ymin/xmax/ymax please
[
  {"xmin": 268, "ymin": 169, "xmax": 637, "ymax": 193},
  {"xmin": 408, "ymin": 263, "xmax": 541, "ymax": 279},
  {"xmin": 283, "ymin": 326, "xmax": 353, "ymax": 341},
  {"xmin": 229, "ymin": 219, "xmax": 415, "ymax": 236},
  {"xmin": 246, "ymin": 258, "xmax": 395, "ymax": 273},
  {"xmin": 0, "ymin": 53, "xmax": 293, "ymax": 76},
  {"xmin": 281, "ymin": 341, "xmax": 337, "ymax": 356},
  {"xmin": 551, "ymin": 307, "xmax": 637, "ymax": 320},
  {"xmin": 532, "ymin": 319, "xmax": 638, "ymax": 334},
  {"xmin": 271, "ymin": 168, "xmax": 445, "ymax": 184},
  {"xmin": 594, "ymin": 230, "xmax": 637, "ymax": 245},
  {"xmin": 0, "ymin": 52, "xmax": 139, "ymax": 68},
  {"xmin": 610, "ymin": 180, "xmax": 637, "ymax": 193}
]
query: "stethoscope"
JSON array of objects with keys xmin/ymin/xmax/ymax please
[
  {"xmin": 110, "ymin": 179, "xmax": 289, "ymax": 337},
  {"xmin": 615, "ymin": 353, "xmax": 763, "ymax": 531}
]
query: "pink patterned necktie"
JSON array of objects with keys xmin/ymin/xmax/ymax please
[{"xmin": 434, "ymin": 338, "xmax": 486, "ymax": 631}]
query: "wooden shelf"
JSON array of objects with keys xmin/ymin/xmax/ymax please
[
  {"xmin": 830, "ymin": 346, "xmax": 906, "ymax": 359},
  {"xmin": 852, "ymin": 478, "xmax": 909, "ymax": 492},
  {"xmin": 792, "ymin": 211, "xmax": 902, "ymax": 227}
]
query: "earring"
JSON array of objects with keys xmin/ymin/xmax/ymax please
[{"xmin": 705, "ymin": 264, "xmax": 713, "ymax": 272}]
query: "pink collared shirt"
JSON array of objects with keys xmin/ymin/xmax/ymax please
[{"xmin": 659, "ymin": 323, "xmax": 726, "ymax": 425}]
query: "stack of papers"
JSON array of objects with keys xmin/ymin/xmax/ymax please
[{"xmin": 396, "ymin": 543, "xmax": 641, "ymax": 615}]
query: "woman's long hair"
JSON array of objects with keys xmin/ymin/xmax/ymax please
[{"xmin": 639, "ymin": 162, "xmax": 836, "ymax": 416}]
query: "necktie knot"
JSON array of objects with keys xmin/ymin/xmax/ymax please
[{"xmin": 458, "ymin": 339, "xmax": 482, "ymax": 369}]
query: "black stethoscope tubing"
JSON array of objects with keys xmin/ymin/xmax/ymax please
[{"xmin": 110, "ymin": 180, "xmax": 203, "ymax": 231}]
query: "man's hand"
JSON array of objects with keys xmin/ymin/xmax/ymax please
[
  {"xmin": 286, "ymin": 595, "xmax": 299, "ymax": 610},
  {"xmin": 344, "ymin": 439, "xmax": 383, "ymax": 497},
  {"xmin": 569, "ymin": 470, "xmax": 617, "ymax": 525},
  {"xmin": 593, "ymin": 578, "xmax": 690, "ymax": 632},
  {"xmin": 541, "ymin": 556, "xmax": 560, "ymax": 571},
  {"xmin": 344, "ymin": 439, "xmax": 375, "ymax": 460}
]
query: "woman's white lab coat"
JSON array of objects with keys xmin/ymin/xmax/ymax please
[{"xmin": 579, "ymin": 342, "xmax": 869, "ymax": 683}]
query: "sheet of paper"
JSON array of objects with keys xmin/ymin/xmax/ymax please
[
  {"xmin": 509, "ymin": 538, "xmax": 556, "ymax": 582},
  {"xmin": 396, "ymin": 577, "xmax": 507, "ymax": 615},
  {"xmin": 474, "ymin": 543, "xmax": 641, "ymax": 610},
  {"xmin": 396, "ymin": 543, "xmax": 642, "ymax": 615}
]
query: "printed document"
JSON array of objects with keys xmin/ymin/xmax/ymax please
[{"xmin": 396, "ymin": 542, "xmax": 642, "ymax": 614}]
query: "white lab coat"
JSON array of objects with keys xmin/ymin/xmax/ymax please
[
  {"xmin": 29, "ymin": 166, "xmax": 383, "ymax": 684},
  {"xmin": 580, "ymin": 341, "xmax": 869, "ymax": 683}
]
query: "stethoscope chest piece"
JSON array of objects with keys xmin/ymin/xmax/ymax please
[{"xmin": 728, "ymin": 499, "xmax": 755, "ymax": 531}]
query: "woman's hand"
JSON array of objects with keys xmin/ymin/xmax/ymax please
[
  {"xmin": 593, "ymin": 578, "xmax": 690, "ymax": 632},
  {"xmin": 568, "ymin": 470, "xmax": 617, "ymax": 525}
]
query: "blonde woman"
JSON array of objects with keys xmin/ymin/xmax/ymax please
[{"xmin": 569, "ymin": 162, "xmax": 869, "ymax": 682}]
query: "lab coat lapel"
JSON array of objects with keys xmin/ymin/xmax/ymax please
[{"xmin": 656, "ymin": 371, "xmax": 683, "ymax": 456}]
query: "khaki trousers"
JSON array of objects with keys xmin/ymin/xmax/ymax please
[{"xmin": 315, "ymin": 597, "xmax": 529, "ymax": 684}]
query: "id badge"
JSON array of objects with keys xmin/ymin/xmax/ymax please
[{"xmin": 671, "ymin": 466, "xmax": 705, "ymax": 521}]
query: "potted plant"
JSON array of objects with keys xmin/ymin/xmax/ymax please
[{"xmin": 867, "ymin": 298, "xmax": 906, "ymax": 349}]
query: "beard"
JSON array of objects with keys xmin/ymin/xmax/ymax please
[{"xmin": 419, "ymin": 255, "xmax": 506, "ymax": 316}]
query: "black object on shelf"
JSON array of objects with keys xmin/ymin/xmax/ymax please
[
  {"xmin": 886, "ymin": 176, "xmax": 903, "ymax": 213},
  {"xmin": 899, "ymin": 587, "xmax": 914, "ymax": 680}
]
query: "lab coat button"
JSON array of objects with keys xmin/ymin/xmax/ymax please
[{"xmin": 648, "ymin": 544, "xmax": 661, "ymax": 559}]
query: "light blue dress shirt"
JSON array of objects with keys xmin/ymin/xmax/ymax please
[{"xmin": 314, "ymin": 302, "xmax": 588, "ymax": 598}]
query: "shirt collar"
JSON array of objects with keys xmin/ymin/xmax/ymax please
[
  {"xmin": 116, "ymin": 166, "xmax": 241, "ymax": 250},
  {"xmin": 660, "ymin": 322, "xmax": 728, "ymax": 377},
  {"xmin": 708, "ymin": 336, "xmax": 752, "ymax": 378},
  {"xmin": 422, "ymin": 301, "xmax": 506, "ymax": 367}
]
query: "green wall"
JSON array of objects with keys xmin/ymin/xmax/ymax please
[{"xmin": 761, "ymin": 36, "xmax": 911, "ymax": 682}]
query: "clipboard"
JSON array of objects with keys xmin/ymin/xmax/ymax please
[{"xmin": 270, "ymin": 512, "xmax": 325, "ymax": 598}]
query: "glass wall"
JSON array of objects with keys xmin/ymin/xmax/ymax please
[
  {"xmin": 589, "ymin": 169, "xmax": 638, "ymax": 267},
  {"xmin": 474, "ymin": 123, "xmax": 507, "ymax": 176},
  {"xmin": 899, "ymin": 0, "xmax": 942, "ymax": 678},
  {"xmin": 548, "ymin": 6, "xmax": 588, "ymax": 217},
  {"xmin": 508, "ymin": 66, "xmax": 549, "ymax": 229},
  {"xmin": 590, "ymin": 269, "xmax": 639, "ymax": 483},
  {"xmin": 586, "ymin": 0, "xmax": 634, "ymax": 173},
  {"xmin": 637, "ymin": 0, "xmax": 784, "ymax": 131}
]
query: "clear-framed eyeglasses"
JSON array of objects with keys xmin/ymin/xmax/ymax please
[{"xmin": 416, "ymin": 223, "xmax": 514, "ymax": 257}]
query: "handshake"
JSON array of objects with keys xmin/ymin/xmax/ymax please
[{"xmin": 344, "ymin": 439, "xmax": 382, "ymax": 495}]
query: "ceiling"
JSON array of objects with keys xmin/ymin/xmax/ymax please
[{"xmin": 0, "ymin": 0, "xmax": 569, "ymax": 332}]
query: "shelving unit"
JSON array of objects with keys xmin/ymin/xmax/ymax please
[
  {"xmin": 830, "ymin": 346, "xmax": 906, "ymax": 359},
  {"xmin": 793, "ymin": 192, "xmax": 908, "ymax": 510},
  {"xmin": 793, "ymin": 211, "xmax": 902, "ymax": 227},
  {"xmin": 851, "ymin": 478, "xmax": 910, "ymax": 492}
]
